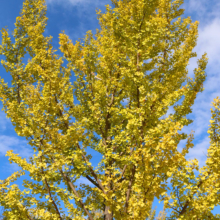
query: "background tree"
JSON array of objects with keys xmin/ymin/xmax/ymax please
[{"xmin": 1, "ymin": 0, "xmax": 219, "ymax": 219}]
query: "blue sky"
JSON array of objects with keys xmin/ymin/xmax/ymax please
[{"xmin": 0, "ymin": 0, "xmax": 220, "ymax": 217}]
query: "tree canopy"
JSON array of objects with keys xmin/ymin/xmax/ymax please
[{"xmin": 0, "ymin": 0, "xmax": 220, "ymax": 219}]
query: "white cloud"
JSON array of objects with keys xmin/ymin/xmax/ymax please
[
  {"xmin": 0, "ymin": 111, "xmax": 12, "ymax": 131},
  {"xmin": 46, "ymin": 0, "xmax": 108, "ymax": 8},
  {"xmin": 178, "ymin": 136, "xmax": 210, "ymax": 168},
  {"xmin": 46, "ymin": 0, "xmax": 89, "ymax": 6},
  {"xmin": 0, "ymin": 135, "xmax": 34, "ymax": 174},
  {"xmin": 187, "ymin": 136, "xmax": 210, "ymax": 167},
  {"xmin": 187, "ymin": 19, "xmax": 220, "ymax": 78},
  {"xmin": 177, "ymin": 0, "xmax": 220, "ymax": 168},
  {"xmin": 45, "ymin": 0, "xmax": 110, "ymax": 45},
  {"xmin": 183, "ymin": 0, "xmax": 220, "ymax": 23},
  {"xmin": 0, "ymin": 135, "xmax": 33, "ymax": 159},
  {"xmin": 198, "ymin": 19, "xmax": 220, "ymax": 68}
]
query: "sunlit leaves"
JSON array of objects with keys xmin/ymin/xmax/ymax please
[{"xmin": 1, "ymin": 0, "xmax": 219, "ymax": 219}]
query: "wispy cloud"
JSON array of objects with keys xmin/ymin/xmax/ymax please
[
  {"xmin": 45, "ymin": 0, "xmax": 110, "ymax": 47},
  {"xmin": 0, "ymin": 111, "xmax": 12, "ymax": 131},
  {"xmin": 46, "ymin": 0, "xmax": 89, "ymax": 6},
  {"xmin": 187, "ymin": 136, "xmax": 210, "ymax": 167},
  {"xmin": 0, "ymin": 135, "xmax": 33, "ymax": 174},
  {"xmin": 179, "ymin": 0, "xmax": 220, "ymax": 167},
  {"xmin": 183, "ymin": 0, "xmax": 220, "ymax": 22},
  {"xmin": 188, "ymin": 18, "xmax": 220, "ymax": 75},
  {"xmin": 46, "ymin": 0, "xmax": 108, "ymax": 8},
  {"xmin": 0, "ymin": 135, "xmax": 33, "ymax": 159}
]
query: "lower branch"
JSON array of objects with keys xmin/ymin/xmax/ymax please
[
  {"xmin": 124, "ymin": 165, "xmax": 136, "ymax": 213},
  {"xmin": 60, "ymin": 169, "xmax": 94, "ymax": 220},
  {"xmin": 179, "ymin": 180, "xmax": 204, "ymax": 216}
]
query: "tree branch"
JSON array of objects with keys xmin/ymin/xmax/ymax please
[
  {"xmin": 85, "ymin": 175, "xmax": 102, "ymax": 190},
  {"xmin": 71, "ymin": 158, "xmax": 102, "ymax": 191},
  {"xmin": 40, "ymin": 156, "xmax": 63, "ymax": 220},
  {"xmin": 59, "ymin": 169, "xmax": 94, "ymax": 220},
  {"xmin": 178, "ymin": 180, "xmax": 204, "ymax": 216},
  {"xmin": 76, "ymin": 143, "xmax": 106, "ymax": 194},
  {"xmin": 124, "ymin": 165, "xmax": 136, "ymax": 213}
]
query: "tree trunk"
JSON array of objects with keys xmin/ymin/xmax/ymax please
[{"xmin": 104, "ymin": 206, "xmax": 113, "ymax": 220}]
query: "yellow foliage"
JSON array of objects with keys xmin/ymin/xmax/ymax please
[{"xmin": 0, "ymin": 0, "xmax": 219, "ymax": 219}]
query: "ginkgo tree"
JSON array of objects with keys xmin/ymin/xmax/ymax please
[{"xmin": 0, "ymin": 0, "xmax": 219, "ymax": 219}]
